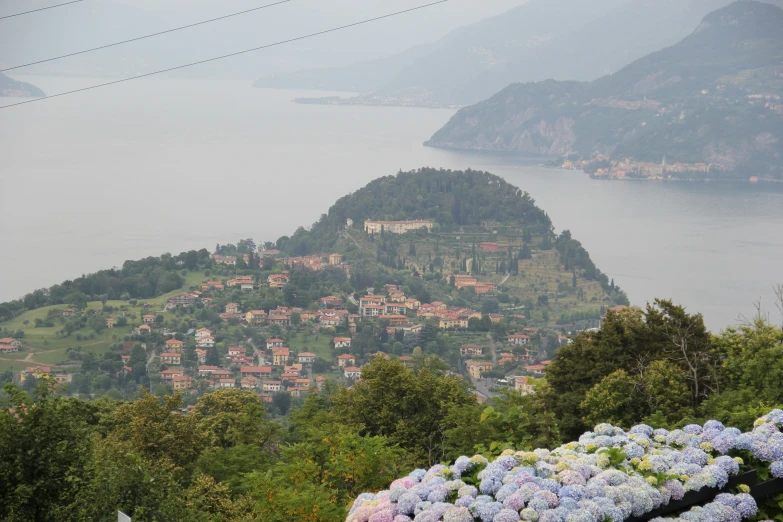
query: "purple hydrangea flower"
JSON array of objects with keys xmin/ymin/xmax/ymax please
[
  {"xmin": 471, "ymin": 501, "xmax": 503, "ymax": 522},
  {"xmin": 494, "ymin": 509, "xmax": 522, "ymax": 522},
  {"xmin": 503, "ymin": 493, "xmax": 526, "ymax": 511},
  {"xmin": 411, "ymin": 484, "xmax": 430, "ymax": 500},
  {"xmin": 681, "ymin": 447, "xmax": 710, "ymax": 466},
  {"xmin": 665, "ymin": 480, "xmax": 686, "ymax": 501},
  {"xmin": 495, "ymin": 455, "xmax": 520, "ymax": 470},
  {"xmin": 714, "ymin": 455, "xmax": 740, "ymax": 475},
  {"xmin": 393, "ymin": 516, "xmax": 413, "ymax": 522},
  {"xmin": 564, "ymin": 508, "xmax": 596, "ymax": 522},
  {"xmin": 558, "ymin": 470, "xmax": 587, "ymax": 486},
  {"xmin": 539, "ymin": 511, "xmax": 563, "ymax": 522},
  {"xmin": 496, "ymin": 484, "xmax": 520, "ymax": 502},
  {"xmin": 455, "ymin": 496, "xmax": 474, "ymax": 508},
  {"xmin": 397, "ymin": 493, "xmax": 421, "ymax": 515},
  {"xmin": 751, "ymin": 440, "xmax": 774, "ymax": 462}
]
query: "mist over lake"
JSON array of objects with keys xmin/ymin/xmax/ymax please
[{"xmin": 1, "ymin": 76, "xmax": 782, "ymax": 330}]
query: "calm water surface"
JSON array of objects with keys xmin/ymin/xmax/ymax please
[{"xmin": 1, "ymin": 77, "xmax": 782, "ymax": 330}]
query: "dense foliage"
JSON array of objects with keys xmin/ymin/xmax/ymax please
[
  {"xmin": 0, "ymin": 249, "xmax": 213, "ymax": 321},
  {"xmin": 277, "ymin": 168, "xmax": 554, "ymax": 256}
]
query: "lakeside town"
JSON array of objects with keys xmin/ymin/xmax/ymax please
[{"xmin": 1, "ymin": 216, "xmax": 624, "ymax": 406}]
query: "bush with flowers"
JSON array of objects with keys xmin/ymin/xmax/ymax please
[{"xmin": 345, "ymin": 410, "xmax": 783, "ymax": 522}]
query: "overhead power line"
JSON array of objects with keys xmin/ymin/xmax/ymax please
[
  {"xmin": 1, "ymin": 0, "xmax": 293, "ymax": 73},
  {"xmin": 0, "ymin": 0, "xmax": 85, "ymax": 21},
  {"xmin": 0, "ymin": 0, "xmax": 450, "ymax": 110}
]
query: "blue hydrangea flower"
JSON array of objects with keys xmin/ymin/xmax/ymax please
[
  {"xmin": 443, "ymin": 506, "xmax": 473, "ymax": 522},
  {"xmin": 408, "ymin": 469, "xmax": 427, "ymax": 482},
  {"xmin": 414, "ymin": 501, "xmax": 432, "ymax": 515},
  {"xmin": 714, "ymin": 455, "xmax": 740, "ymax": 475},
  {"xmin": 455, "ymin": 496, "xmax": 473, "ymax": 508},
  {"xmin": 453, "ymin": 456, "xmax": 473, "ymax": 473},
  {"xmin": 683, "ymin": 424, "xmax": 703, "ymax": 435},
  {"xmin": 564, "ymin": 508, "xmax": 597, "ymax": 522},
  {"xmin": 771, "ymin": 460, "xmax": 783, "ymax": 478},
  {"xmin": 458, "ymin": 485, "xmax": 478, "ymax": 498},
  {"xmin": 704, "ymin": 420, "xmax": 726, "ymax": 432},
  {"xmin": 681, "ymin": 447, "xmax": 710, "ymax": 466},
  {"xmin": 623, "ymin": 442, "xmax": 645, "ymax": 460},
  {"xmin": 768, "ymin": 434, "xmax": 783, "ymax": 459},
  {"xmin": 471, "ymin": 501, "xmax": 503, "ymax": 522},
  {"xmin": 397, "ymin": 493, "xmax": 421, "ymax": 515},
  {"xmin": 427, "ymin": 487, "xmax": 448, "ymax": 504},
  {"xmin": 751, "ymin": 440, "xmax": 774, "ymax": 461},
  {"xmin": 558, "ymin": 470, "xmax": 587, "ymax": 486},
  {"xmin": 480, "ymin": 478, "xmax": 503, "ymax": 496},
  {"xmin": 539, "ymin": 479, "xmax": 561, "ymax": 495},
  {"xmin": 767, "ymin": 409, "xmax": 783, "ymax": 425},
  {"xmin": 735, "ymin": 494, "xmax": 758, "ymax": 518},
  {"xmin": 539, "ymin": 510, "xmax": 563, "ymax": 522},
  {"xmin": 665, "ymin": 480, "xmax": 686, "ymax": 501},
  {"xmin": 495, "ymin": 455, "xmax": 520, "ymax": 470},
  {"xmin": 559, "ymin": 498, "xmax": 580, "ymax": 511},
  {"xmin": 630, "ymin": 424, "xmax": 654, "ymax": 436}
]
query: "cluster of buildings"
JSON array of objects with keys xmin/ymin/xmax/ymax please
[
  {"xmin": 563, "ymin": 156, "xmax": 729, "ymax": 180},
  {"xmin": 416, "ymin": 301, "xmax": 482, "ymax": 330}
]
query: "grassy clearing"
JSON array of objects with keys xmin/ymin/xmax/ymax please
[
  {"xmin": 0, "ymin": 359, "xmax": 32, "ymax": 372},
  {"xmin": 1, "ymin": 271, "xmax": 211, "ymax": 368},
  {"xmin": 287, "ymin": 331, "xmax": 334, "ymax": 362}
]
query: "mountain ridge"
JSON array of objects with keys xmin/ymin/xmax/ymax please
[
  {"xmin": 425, "ymin": 1, "xmax": 783, "ymax": 180},
  {"xmin": 0, "ymin": 73, "xmax": 45, "ymax": 98}
]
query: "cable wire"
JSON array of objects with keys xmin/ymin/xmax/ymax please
[
  {"xmin": 0, "ymin": 0, "xmax": 85, "ymax": 21},
  {"xmin": 1, "ymin": 0, "xmax": 293, "ymax": 73},
  {"xmin": 0, "ymin": 0, "xmax": 449, "ymax": 109}
]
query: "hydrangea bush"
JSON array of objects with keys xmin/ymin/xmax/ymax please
[{"xmin": 345, "ymin": 410, "xmax": 783, "ymax": 522}]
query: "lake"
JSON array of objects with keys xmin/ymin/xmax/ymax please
[{"xmin": 1, "ymin": 76, "xmax": 782, "ymax": 330}]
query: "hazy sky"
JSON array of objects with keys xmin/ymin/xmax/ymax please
[{"xmin": 0, "ymin": 0, "xmax": 528, "ymax": 78}]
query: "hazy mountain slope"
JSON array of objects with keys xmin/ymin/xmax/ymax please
[
  {"xmin": 0, "ymin": 73, "xmax": 45, "ymax": 97},
  {"xmin": 257, "ymin": 0, "xmax": 765, "ymax": 106},
  {"xmin": 425, "ymin": 1, "xmax": 783, "ymax": 178}
]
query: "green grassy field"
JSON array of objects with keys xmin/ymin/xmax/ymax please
[
  {"xmin": 0, "ymin": 271, "xmax": 211, "ymax": 371},
  {"xmin": 286, "ymin": 331, "xmax": 334, "ymax": 362}
]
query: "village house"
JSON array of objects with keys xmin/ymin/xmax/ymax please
[
  {"xmin": 474, "ymin": 283, "xmax": 496, "ymax": 295},
  {"xmin": 225, "ymin": 303, "xmax": 239, "ymax": 314},
  {"xmin": 105, "ymin": 317, "xmax": 115, "ymax": 329},
  {"xmin": 201, "ymin": 281, "xmax": 225, "ymax": 291},
  {"xmin": 337, "ymin": 354, "xmax": 356, "ymax": 368},
  {"xmin": 333, "ymin": 337, "xmax": 352, "ymax": 349},
  {"xmin": 363, "ymin": 219, "xmax": 433, "ymax": 235},
  {"xmin": 272, "ymin": 347, "xmax": 290, "ymax": 366},
  {"xmin": 399, "ymin": 355, "xmax": 414, "ymax": 369},
  {"xmin": 362, "ymin": 304, "xmax": 385, "ymax": 318},
  {"xmin": 389, "ymin": 291, "xmax": 406, "ymax": 303},
  {"xmin": 160, "ymin": 368, "xmax": 184, "ymax": 383},
  {"xmin": 460, "ymin": 344, "xmax": 484, "ymax": 356},
  {"xmin": 380, "ymin": 314, "xmax": 408, "ymax": 326},
  {"xmin": 197, "ymin": 335, "xmax": 215, "ymax": 348},
  {"xmin": 360, "ymin": 295, "xmax": 386, "ymax": 308},
  {"xmin": 121, "ymin": 355, "xmax": 130, "ymax": 365},
  {"xmin": 384, "ymin": 303, "xmax": 407, "ymax": 315},
  {"xmin": 198, "ymin": 365, "xmax": 219, "ymax": 376},
  {"xmin": 241, "ymin": 366, "xmax": 272, "ymax": 378},
  {"xmin": 285, "ymin": 363, "xmax": 303, "ymax": 375},
  {"xmin": 405, "ymin": 298, "xmax": 421, "ymax": 311},
  {"xmin": 479, "ymin": 242, "xmax": 509, "ymax": 252},
  {"xmin": 268, "ymin": 273, "xmax": 289, "ymax": 288},
  {"xmin": 195, "ymin": 349, "xmax": 207, "ymax": 364},
  {"xmin": 281, "ymin": 371, "xmax": 300, "ymax": 383},
  {"xmin": 525, "ymin": 364, "xmax": 546, "ymax": 375},
  {"xmin": 268, "ymin": 314, "xmax": 290, "ymax": 326},
  {"xmin": 170, "ymin": 293, "xmax": 198, "ymax": 306},
  {"xmin": 262, "ymin": 380, "xmax": 282, "ymax": 393},
  {"xmin": 488, "ymin": 313, "xmax": 504, "ymax": 324},
  {"xmin": 241, "ymin": 376, "xmax": 258, "ymax": 389},
  {"xmin": 62, "ymin": 308, "xmax": 75, "ymax": 317},
  {"xmin": 136, "ymin": 324, "xmax": 152, "ymax": 335},
  {"xmin": 315, "ymin": 375, "xmax": 326, "ymax": 391},
  {"xmin": 227, "ymin": 275, "xmax": 254, "ymax": 288},
  {"xmin": 211, "ymin": 369, "xmax": 231, "ymax": 378},
  {"xmin": 499, "ymin": 352, "xmax": 515, "ymax": 366},
  {"xmin": 329, "ymin": 253, "xmax": 344, "ymax": 265},
  {"xmin": 297, "ymin": 352, "xmax": 316, "ymax": 364},
  {"xmin": 465, "ymin": 360, "xmax": 493, "ymax": 380},
  {"xmin": 21, "ymin": 365, "xmax": 53, "ymax": 381},
  {"xmin": 290, "ymin": 386, "xmax": 310, "ymax": 398},
  {"xmin": 246, "ymin": 310, "xmax": 267, "ymax": 324},
  {"xmin": 160, "ymin": 352, "xmax": 182, "ymax": 365},
  {"xmin": 299, "ymin": 310, "xmax": 318, "ymax": 322},
  {"xmin": 515, "ymin": 376, "xmax": 534, "ymax": 395},
  {"xmin": 171, "ymin": 375, "xmax": 193, "ymax": 391},
  {"xmin": 227, "ymin": 346, "xmax": 246, "ymax": 357},
  {"xmin": 165, "ymin": 339, "xmax": 184, "ymax": 353},
  {"xmin": 508, "ymin": 334, "xmax": 531, "ymax": 345},
  {"xmin": 215, "ymin": 378, "xmax": 236, "ymax": 389},
  {"xmin": 195, "ymin": 328, "xmax": 212, "ymax": 340},
  {"xmin": 438, "ymin": 315, "xmax": 468, "ymax": 330},
  {"xmin": 0, "ymin": 338, "xmax": 21, "ymax": 353},
  {"xmin": 266, "ymin": 338, "xmax": 284, "ymax": 349},
  {"xmin": 142, "ymin": 314, "xmax": 156, "ymax": 325},
  {"xmin": 319, "ymin": 296, "xmax": 344, "ymax": 309},
  {"xmin": 344, "ymin": 366, "xmax": 362, "ymax": 379}
]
